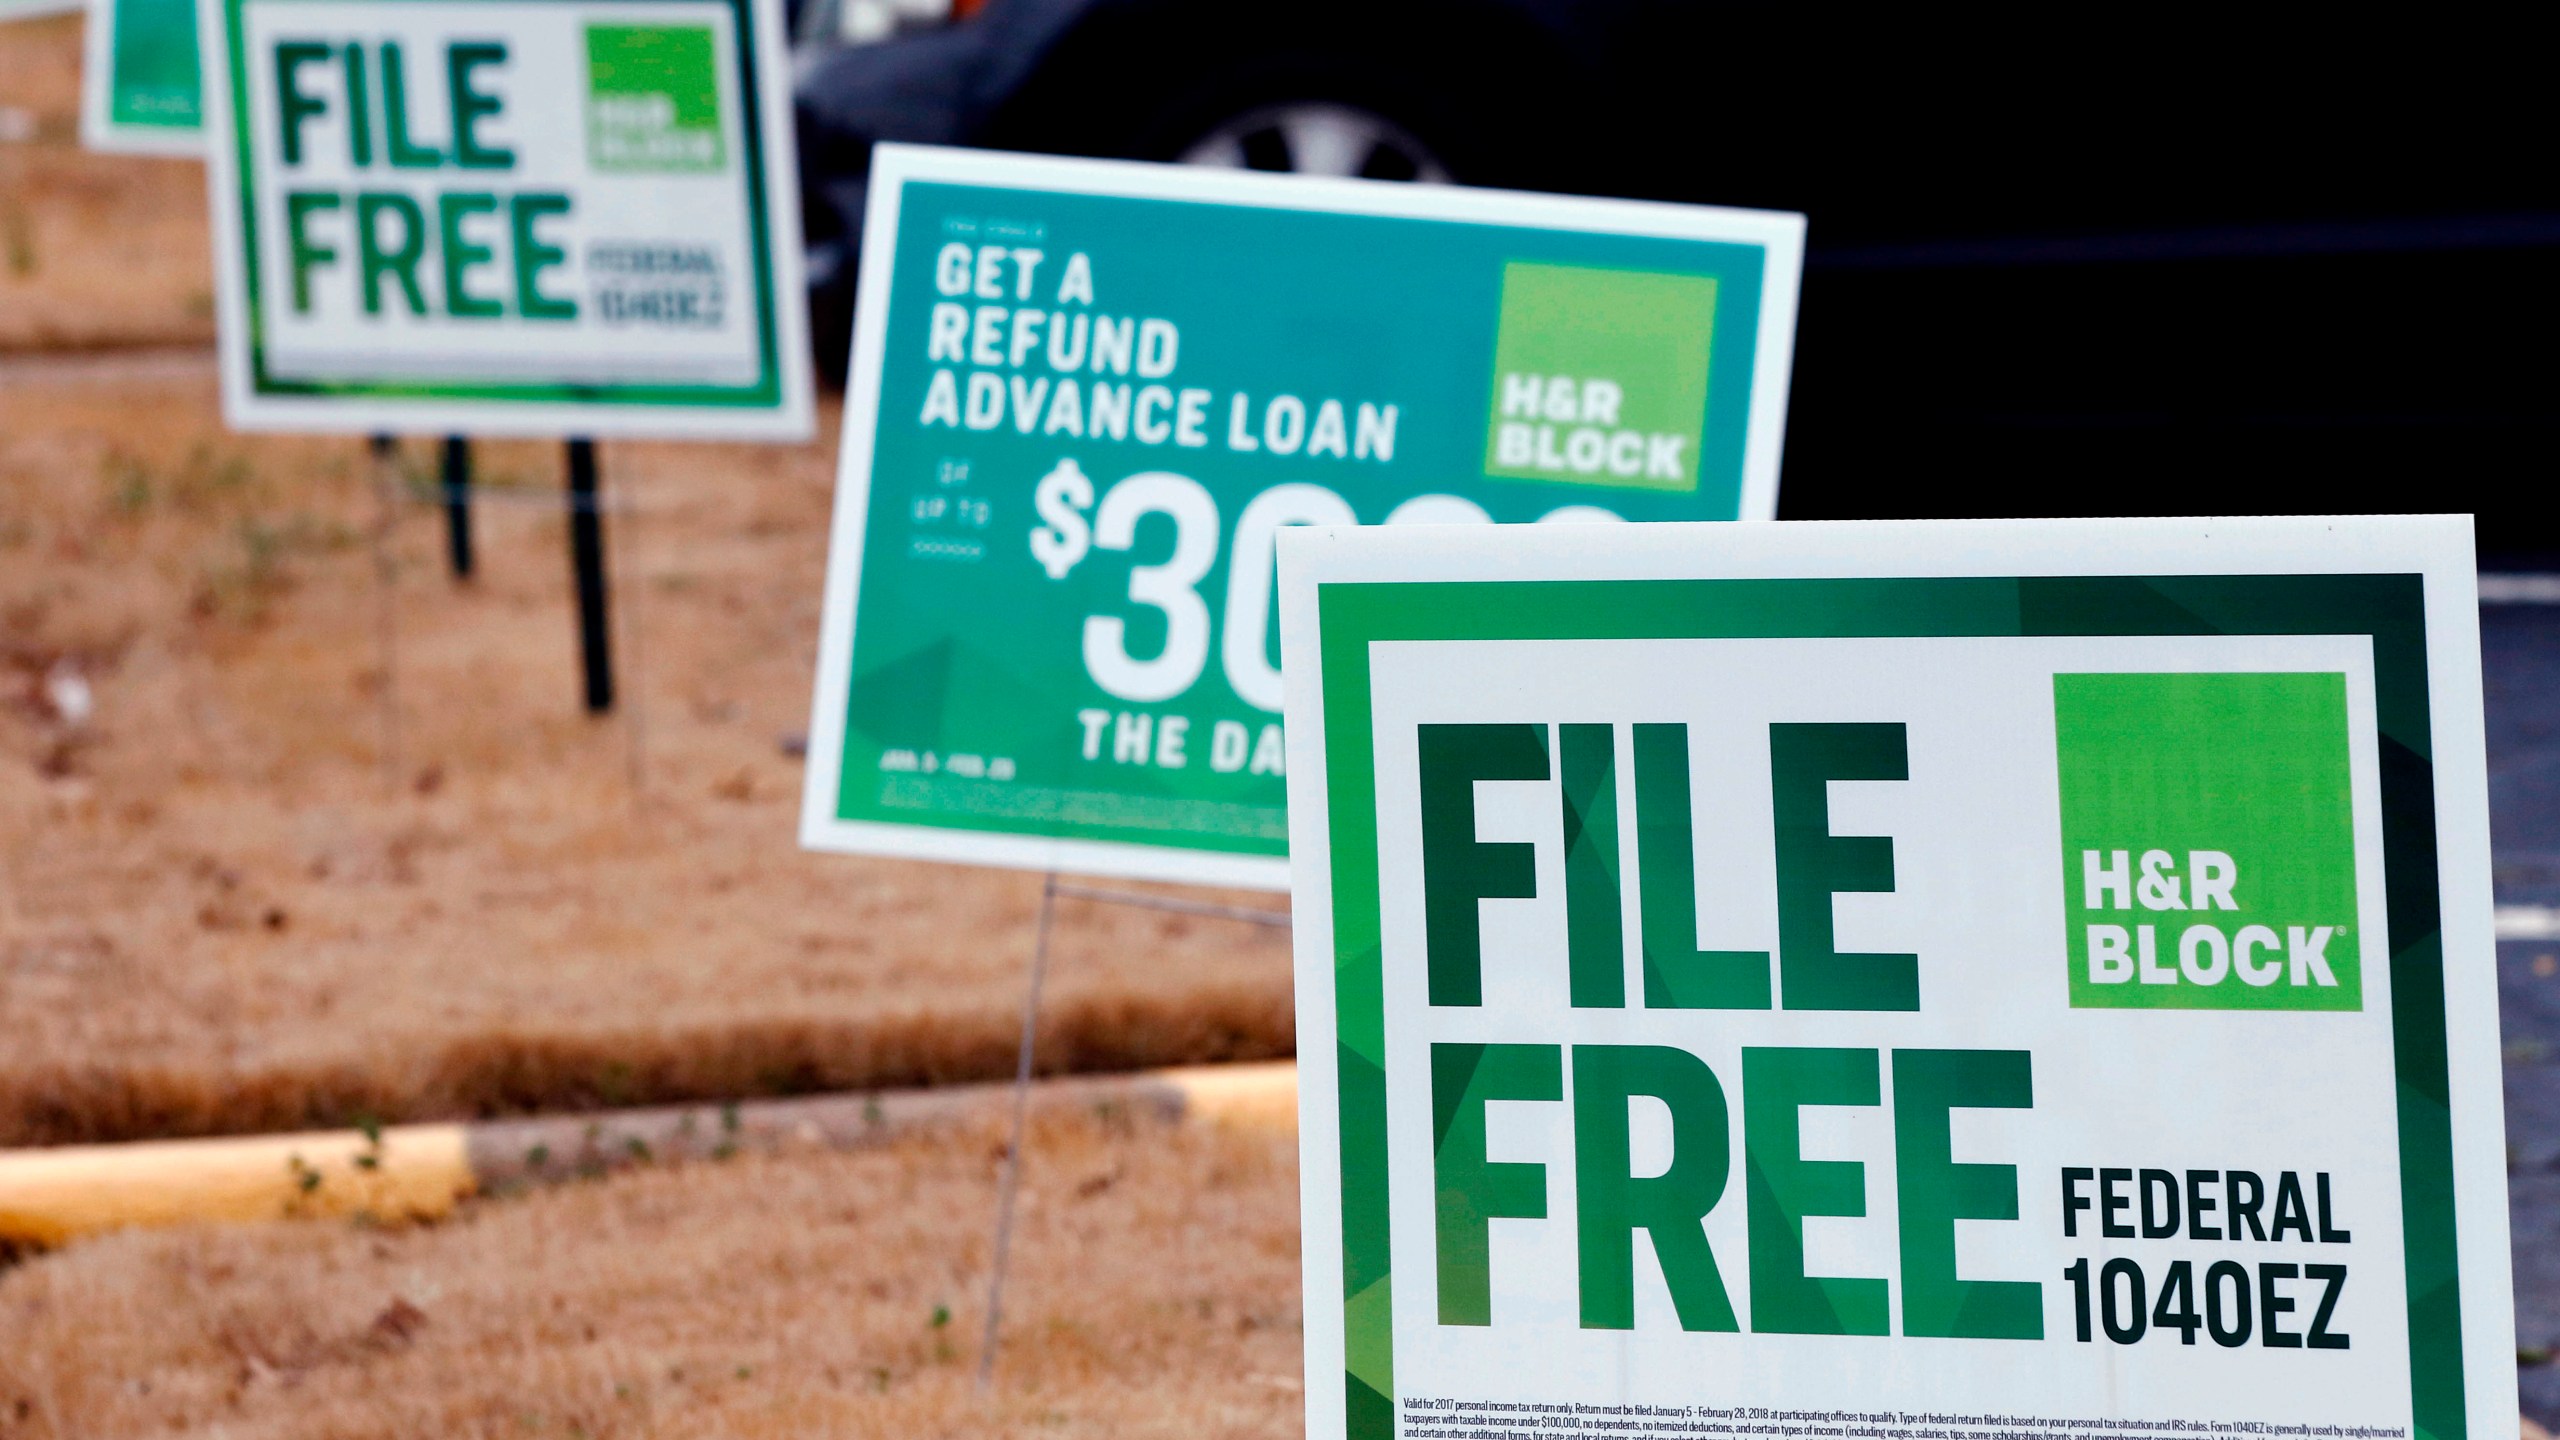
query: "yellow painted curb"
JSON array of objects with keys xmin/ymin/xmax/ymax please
[
  {"xmin": 0, "ymin": 1123, "xmax": 474, "ymax": 1247},
  {"xmin": 1155, "ymin": 1060, "xmax": 1298, "ymax": 1129},
  {"xmin": 0, "ymin": 1062, "xmax": 1297, "ymax": 1248}
]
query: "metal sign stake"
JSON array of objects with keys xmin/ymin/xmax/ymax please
[
  {"xmin": 977, "ymin": 870, "xmax": 1060, "ymax": 1393},
  {"xmin": 974, "ymin": 877, "xmax": 1285, "ymax": 1391}
]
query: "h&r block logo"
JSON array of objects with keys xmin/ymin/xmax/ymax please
[
  {"xmin": 1483, "ymin": 261, "xmax": 1715, "ymax": 493},
  {"xmin": 2054, "ymin": 671, "xmax": 2361, "ymax": 1011},
  {"xmin": 584, "ymin": 24, "xmax": 725, "ymax": 173}
]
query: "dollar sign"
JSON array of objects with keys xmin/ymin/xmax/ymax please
[{"xmin": 1028, "ymin": 457, "xmax": 1094, "ymax": 580}]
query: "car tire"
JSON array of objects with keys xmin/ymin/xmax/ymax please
[{"xmin": 1172, "ymin": 100, "xmax": 1452, "ymax": 184}]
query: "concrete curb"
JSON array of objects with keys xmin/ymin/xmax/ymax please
[{"xmin": 0, "ymin": 1061, "xmax": 1297, "ymax": 1247}]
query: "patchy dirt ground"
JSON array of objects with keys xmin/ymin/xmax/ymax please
[
  {"xmin": 0, "ymin": 1105, "xmax": 1304, "ymax": 1438},
  {"xmin": 0, "ymin": 357, "xmax": 1293, "ymax": 1147},
  {"xmin": 0, "ymin": 15, "xmax": 217, "ymax": 351}
]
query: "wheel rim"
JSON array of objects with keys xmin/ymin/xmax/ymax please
[{"xmin": 1177, "ymin": 102, "xmax": 1450, "ymax": 183}]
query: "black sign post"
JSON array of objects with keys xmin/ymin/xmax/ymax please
[
  {"xmin": 442, "ymin": 437, "xmax": 474, "ymax": 581},
  {"xmin": 565, "ymin": 439, "xmax": 613, "ymax": 714}
]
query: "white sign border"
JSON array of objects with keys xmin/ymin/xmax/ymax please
[
  {"xmin": 798, "ymin": 142, "xmax": 1809, "ymax": 890},
  {"xmin": 1274, "ymin": 513, "xmax": 2510, "ymax": 1440},
  {"xmin": 197, "ymin": 0, "xmax": 815, "ymax": 440}
]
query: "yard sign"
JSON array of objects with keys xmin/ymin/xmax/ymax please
[
  {"xmin": 1275, "ymin": 515, "xmax": 2512, "ymax": 1440},
  {"xmin": 197, "ymin": 0, "xmax": 812, "ymax": 437},
  {"xmin": 800, "ymin": 144, "xmax": 1805, "ymax": 887},
  {"xmin": 82, "ymin": 0, "xmax": 204, "ymax": 154}
]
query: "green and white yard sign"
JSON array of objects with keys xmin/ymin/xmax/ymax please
[
  {"xmin": 198, "ymin": 0, "xmax": 811, "ymax": 437},
  {"xmin": 799, "ymin": 145, "xmax": 1805, "ymax": 886},
  {"xmin": 82, "ymin": 0, "xmax": 205, "ymax": 154},
  {"xmin": 1274, "ymin": 516, "xmax": 2511, "ymax": 1440}
]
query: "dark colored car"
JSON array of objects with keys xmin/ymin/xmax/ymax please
[{"xmin": 793, "ymin": 2, "xmax": 2556, "ymax": 548}]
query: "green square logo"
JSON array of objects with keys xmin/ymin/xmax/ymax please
[
  {"xmin": 1482, "ymin": 261, "xmax": 1716, "ymax": 494},
  {"xmin": 109, "ymin": 0, "xmax": 203, "ymax": 129},
  {"xmin": 584, "ymin": 24, "xmax": 726, "ymax": 173},
  {"xmin": 2054, "ymin": 672, "xmax": 2361, "ymax": 1011}
]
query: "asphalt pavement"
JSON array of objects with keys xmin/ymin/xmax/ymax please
[{"xmin": 2486, "ymin": 597, "xmax": 2560, "ymax": 1422}]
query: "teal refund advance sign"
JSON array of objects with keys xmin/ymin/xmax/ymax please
[{"xmin": 799, "ymin": 146, "xmax": 1806, "ymax": 887}]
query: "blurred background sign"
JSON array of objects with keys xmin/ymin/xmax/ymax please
[
  {"xmin": 80, "ymin": 0, "xmax": 202, "ymax": 154},
  {"xmin": 200, "ymin": 0, "xmax": 814, "ymax": 437},
  {"xmin": 798, "ymin": 145, "xmax": 1804, "ymax": 886}
]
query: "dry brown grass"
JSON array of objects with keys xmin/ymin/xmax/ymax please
[
  {"xmin": 0, "ymin": 360, "xmax": 1294, "ymax": 1147},
  {"xmin": 0, "ymin": 1106, "xmax": 1305, "ymax": 1438},
  {"xmin": 0, "ymin": 15, "xmax": 218, "ymax": 351}
]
